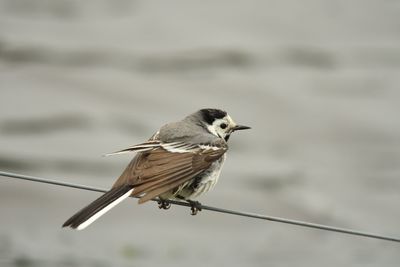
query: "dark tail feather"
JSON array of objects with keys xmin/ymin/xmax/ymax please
[{"xmin": 62, "ymin": 185, "xmax": 134, "ymax": 230}]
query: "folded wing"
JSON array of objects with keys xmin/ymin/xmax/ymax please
[{"xmin": 113, "ymin": 140, "xmax": 228, "ymax": 203}]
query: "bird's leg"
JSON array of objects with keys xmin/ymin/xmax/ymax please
[
  {"xmin": 157, "ymin": 198, "xmax": 171, "ymax": 210},
  {"xmin": 187, "ymin": 200, "xmax": 202, "ymax": 215}
]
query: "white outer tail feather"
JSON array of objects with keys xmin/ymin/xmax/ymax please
[{"xmin": 76, "ymin": 189, "xmax": 134, "ymax": 230}]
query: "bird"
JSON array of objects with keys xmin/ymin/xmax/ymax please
[{"xmin": 62, "ymin": 108, "xmax": 250, "ymax": 230}]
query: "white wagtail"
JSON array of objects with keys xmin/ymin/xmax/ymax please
[{"xmin": 62, "ymin": 108, "xmax": 250, "ymax": 230}]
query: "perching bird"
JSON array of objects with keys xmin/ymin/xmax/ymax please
[{"xmin": 62, "ymin": 108, "xmax": 250, "ymax": 230}]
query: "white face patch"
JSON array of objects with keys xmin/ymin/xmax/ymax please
[
  {"xmin": 207, "ymin": 115, "xmax": 237, "ymax": 140},
  {"xmin": 207, "ymin": 123, "xmax": 219, "ymax": 137}
]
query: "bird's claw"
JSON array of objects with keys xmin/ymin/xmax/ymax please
[
  {"xmin": 187, "ymin": 200, "xmax": 202, "ymax": 215},
  {"xmin": 157, "ymin": 199, "xmax": 171, "ymax": 210}
]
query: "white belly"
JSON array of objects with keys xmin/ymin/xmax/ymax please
[
  {"xmin": 183, "ymin": 154, "xmax": 226, "ymax": 200},
  {"xmin": 159, "ymin": 154, "xmax": 227, "ymax": 201}
]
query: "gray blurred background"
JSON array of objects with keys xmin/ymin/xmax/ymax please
[{"xmin": 1, "ymin": 0, "xmax": 400, "ymax": 266}]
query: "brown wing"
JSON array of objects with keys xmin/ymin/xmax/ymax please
[{"xmin": 112, "ymin": 141, "xmax": 227, "ymax": 204}]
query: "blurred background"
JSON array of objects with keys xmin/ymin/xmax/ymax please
[{"xmin": 1, "ymin": 0, "xmax": 400, "ymax": 266}]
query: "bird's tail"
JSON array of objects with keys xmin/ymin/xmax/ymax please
[{"xmin": 62, "ymin": 185, "xmax": 134, "ymax": 230}]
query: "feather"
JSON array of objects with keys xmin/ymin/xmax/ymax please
[
  {"xmin": 111, "ymin": 141, "xmax": 227, "ymax": 204},
  {"xmin": 103, "ymin": 141, "xmax": 161, "ymax": 156},
  {"xmin": 62, "ymin": 185, "xmax": 134, "ymax": 230}
]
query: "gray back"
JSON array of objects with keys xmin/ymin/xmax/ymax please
[{"xmin": 157, "ymin": 111, "xmax": 219, "ymax": 144}]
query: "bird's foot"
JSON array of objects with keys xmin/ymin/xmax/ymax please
[
  {"xmin": 157, "ymin": 199, "xmax": 171, "ymax": 210},
  {"xmin": 187, "ymin": 200, "xmax": 202, "ymax": 215}
]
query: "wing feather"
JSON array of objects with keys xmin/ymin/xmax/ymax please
[
  {"xmin": 138, "ymin": 170, "xmax": 205, "ymax": 203},
  {"xmin": 133, "ymin": 166, "xmax": 194, "ymax": 195},
  {"xmin": 103, "ymin": 141, "xmax": 161, "ymax": 156},
  {"xmin": 111, "ymin": 140, "xmax": 228, "ymax": 203}
]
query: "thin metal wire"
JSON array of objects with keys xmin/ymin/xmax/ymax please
[{"xmin": 1, "ymin": 170, "xmax": 399, "ymax": 243}]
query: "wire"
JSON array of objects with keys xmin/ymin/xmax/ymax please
[{"xmin": 1, "ymin": 170, "xmax": 399, "ymax": 243}]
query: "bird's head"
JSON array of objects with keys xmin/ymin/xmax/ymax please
[{"xmin": 198, "ymin": 108, "xmax": 250, "ymax": 141}]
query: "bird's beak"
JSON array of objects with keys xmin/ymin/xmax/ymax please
[{"xmin": 232, "ymin": 125, "xmax": 251, "ymax": 132}]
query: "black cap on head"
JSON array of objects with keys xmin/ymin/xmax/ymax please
[{"xmin": 200, "ymin": 108, "xmax": 227, "ymax": 125}]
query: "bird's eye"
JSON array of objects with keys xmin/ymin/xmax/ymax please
[{"xmin": 220, "ymin": 123, "xmax": 227, "ymax": 129}]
